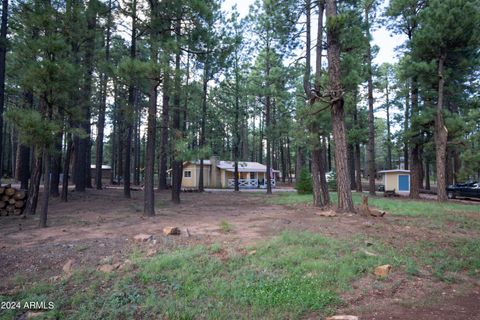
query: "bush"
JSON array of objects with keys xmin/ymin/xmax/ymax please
[
  {"xmin": 327, "ymin": 170, "xmax": 337, "ymax": 191},
  {"xmin": 296, "ymin": 168, "xmax": 312, "ymax": 194}
]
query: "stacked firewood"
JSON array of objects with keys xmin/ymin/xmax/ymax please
[{"xmin": 0, "ymin": 185, "xmax": 27, "ymax": 216}]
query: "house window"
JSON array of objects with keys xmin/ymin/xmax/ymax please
[{"xmin": 184, "ymin": 170, "xmax": 192, "ymax": 178}]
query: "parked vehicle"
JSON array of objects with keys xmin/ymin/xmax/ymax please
[{"xmin": 446, "ymin": 181, "xmax": 480, "ymax": 199}]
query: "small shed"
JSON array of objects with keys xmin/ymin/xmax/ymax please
[
  {"xmin": 90, "ymin": 165, "xmax": 112, "ymax": 180},
  {"xmin": 378, "ymin": 169, "xmax": 410, "ymax": 194}
]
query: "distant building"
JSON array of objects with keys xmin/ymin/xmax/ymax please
[
  {"xmin": 378, "ymin": 169, "xmax": 410, "ymax": 194},
  {"xmin": 90, "ymin": 165, "xmax": 112, "ymax": 180},
  {"xmin": 169, "ymin": 156, "xmax": 279, "ymax": 189}
]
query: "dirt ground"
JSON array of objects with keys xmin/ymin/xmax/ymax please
[{"xmin": 0, "ymin": 188, "xmax": 479, "ymax": 319}]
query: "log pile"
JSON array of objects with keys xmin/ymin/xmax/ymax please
[{"xmin": 0, "ymin": 185, "xmax": 27, "ymax": 216}]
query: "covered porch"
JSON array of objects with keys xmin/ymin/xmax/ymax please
[{"xmin": 225, "ymin": 171, "xmax": 276, "ymax": 189}]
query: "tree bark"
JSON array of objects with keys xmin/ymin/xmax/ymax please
[
  {"xmin": 49, "ymin": 131, "xmax": 62, "ymax": 197},
  {"xmin": 171, "ymin": 17, "xmax": 182, "ymax": 204},
  {"xmin": 0, "ymin": 0, "xmax": 8, "ymax": 184},
  {"xmin": 75, "ymin": 0, "xmax": 96, "ymax": 192},
  {"xmin": 435, "ymin": 55, "xmax": 448, "ymax": 201},
  {"xmin": 133, "ymin": 91, "xmax": 141, "ymax": 185},
  {"xmin": 39, "ymin": 151, "xmax": 50, "ymax": 227},
  {"xmin": 353, "ymin": 91, "xmax": 362, "ymax": 192},
  {"xmin": 425, "ymin": 159, "xmax": 430, "ymax": 190},
  {"xmin": 233, "ymin": 50, "xmax": 241, "ymax": 192},
  {"xmin": 23, "ymin": 152, "xmax": 41, "ymax": 216},
  {"xmin": 61, "ymin": 133, "xmax": 72, "ymax": 202},
  {"xmin": 307, "ymin": 0, "xmax": 329, "ymax": 207},
  {"xmin": 17, "ymin": 144, "xmax": 30, "ymax": 190},
  {"xmin": 199, "ymin": 61, "xmax": 208, "ymax": 192},
  {"xmin": 409, "ymin": 76, "xmax": 421, "ymax": 199},
  {"xmin": 158, "ymin": 67, "xmax": 169, "ymax": 190},
  {"xmin": 404, "ymin": 89, "xmax": 410, "ymax": 170},
  {"xmin": 124, "ymin": 0, "xmax": 136, "ymax": 198},
  {"xmin": 265, "ymin": 38, "xmax": 272, "ymax": 195},
  {"xmin": 95, "ymin": 0, "xmax": 112, "ymax": 190},
  {"xmin": 144, "ymin": 0, "xmax": 159, "ymax": 216},
  {"xmin": 326, "ymin": 0, "xmax": 354, "ymax": 212},
  {"xmin": 365, "ymin": 5, "xmax": 376, "ymax": 195},
  {"xmin": 385, "ymin": 76, "xmax": 392, "ymax": 170}
]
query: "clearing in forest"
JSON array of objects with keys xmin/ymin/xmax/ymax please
[{"xmin": 0, "ymin": 189, "xmax": 479, "ymax": 319}]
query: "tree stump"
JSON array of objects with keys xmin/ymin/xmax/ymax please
[{"xmin": 359, "ymin": 195, "xmax": 386, "ymax": 217}]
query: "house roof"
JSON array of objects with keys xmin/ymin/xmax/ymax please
[
  {"xmin": 378, "ymin": 169, "xmax": 410, "ymax": 174},
  {"xmin": 183, "ymin": 160, "xmax": 279, "ymax": 173},
  {"xmin": 216, "ymin": 161, "xmax": 279, "ymax": 173},
  {"xmin": 189, "ymin": 160, "xmax": 212, "ymax": 165},
  {"xmin": 90, "ymin": 165, "xmax": 112, "ymax": 170}
]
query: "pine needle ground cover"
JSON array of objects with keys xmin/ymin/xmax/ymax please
[{"xmin": 2, "ymin": 233, "xmax": 479, "ymax": 319}]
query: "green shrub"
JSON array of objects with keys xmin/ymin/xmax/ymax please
[
  {"xmin": 327, "ymin": 170, "xmax": 337, "ymax": 191},
  {"xmin": 296, "ymin": 168, "xmax": 312, "ymax": 194}
]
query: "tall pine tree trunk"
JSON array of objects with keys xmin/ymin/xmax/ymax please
[
  {"xmin": 435, "ymin": 55, "xmax": 448, "ymax": 201},
  {"xmin": 39, "ymin": 151, "xmax": 50, "ymax": 227},
  {"xmin": 144, "ymin": 0, "xmax": 158, "ymax": 216},
  {"xmin": 365, "ymin": 5, "xmax": 376, "ymax": 196},
  {"xmin": 158, "ymin": 67, "xmax": 169, "ymax": 190},
  {"xmin": 171, "ymin": 17, "xmax": 182, "ymax": 204},
  {"xmin": 95, "ymin": 0, "xmax": 112, "ymax": 190},
  {"xmin": 61, "ymin": 133, "xmax": 72, "ymax": 202},
  {"xmin": 404, "ymin": 89, "xmax": 409, "ymax": 170},
  {"xmin": 385, "ymin": 80, "xmax": 392, "ymax": 170},
  {"xmin": 409, "ymin": 77, "xmax": 421, "ymax": 199},
  {"xmin": 353, "ymin": 91, "xmax": 362, "ymax": 192},
  {"xmin": 0, "ymin": 0, "xmax": 8, "ymax": 184},
  {"xmin": 50, "ymin": 131, "xmax": 62, "ymax": 197},
  {"xmin": 17, "ymin": 144, "xmax": 30, "ymax": 190},
  {"xmin": 265, "ymin": 39, "xmax": 272, "ymax": 195},
  {"xmin": 199, "ymin": 62, "xmax": 208, "ymax": 192},
  {"xmin": 124, "ymin": 0, "xmax": 136, "ymax": 198},
  {"xmin": 326, "ymin": 0, "xmax": 354, "ymax": 212},
  {"xmin": 233, "ymin": 53, "xmax": 241, "ymax": 192},
  {"xmin": 24, "ymin": 151, "xmax": 41, "ymax": 216}
]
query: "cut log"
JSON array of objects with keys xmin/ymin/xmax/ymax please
[
  {"xmin": 15, "ymin": 200, "xmax": 25, "ymax": 208},
  {"xmin": 14, "ymin": 191, "xmax": 26, "ymax": 200},
  {"xmin": 8, "ymin": 198, "xmax": 16, "ymax": 205},
  {"xmin": 6, "ymin": 205, "xmax": 15, "ymax": 213},
  {"xmin": 5, "ymin": 188, "xmax": 16, "ymax": 196},
  {"xmin": 0, "ymin": 187, "xmax": 5, "ymax": 195},
  {"xmin": 14, "ymin": 209, "xmax": 22, "ymax": 215},
  {"xmin": 1, "ymin": 195, "xmax": 9, "ymax": 202},
  {"xmin": 0, "ymin": 208, "xmax": 7, "ymax": 216},
  {"xmin": 0, "ymin": 201, "xmax": 6, "ymax": 209}
]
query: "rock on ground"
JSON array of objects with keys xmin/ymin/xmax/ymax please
[
  {"xmin": 133, "ymin": 234, "xmax": 153, "ymax": 242},
  {"xmin": 163, "ymin": 227, "xmax": 181, "ymax": 235},
  {"xmin": 374, "ymin": 264, "xmax": 392, "ymax": 277}
]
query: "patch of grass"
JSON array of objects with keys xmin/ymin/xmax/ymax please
[
  {"xmin": 271, "ymin": 192, "xmax": 480, "ymax": 214},
  {"xmin": 2, "ymin": 230, "xmax": 479, "ymax": 319},
  {"xmin": 210, "ymin": 242, "xmax": 222, "ymax": 253},
  {"xmin": 0, "ymin": 232, "xmax": 382, "ymax": 319},
  {"xmin": 219, "ymin": 220, "xmax": 233, "ymax": 233},
  {"xmin": 270, "ymin": 192, "xmax": 480, "ymax": 230}
]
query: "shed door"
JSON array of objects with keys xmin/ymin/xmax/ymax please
[{"xmin": 398, "ymin": 175, "xmax": 409, "ymax": 191}]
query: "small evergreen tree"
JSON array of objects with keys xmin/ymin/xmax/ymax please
[{"xmin": 296, "ymin": 168, "xmax": 313, "ymax": 194}]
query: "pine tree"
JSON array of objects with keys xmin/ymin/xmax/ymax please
[{"xmin": 326, "ymin": 0, "xmax": 354, "ymax": 212}]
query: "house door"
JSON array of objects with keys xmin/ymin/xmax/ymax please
[{"xmin": 398, "ymin": 175, "xmax": 409, "ymax": 191}]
